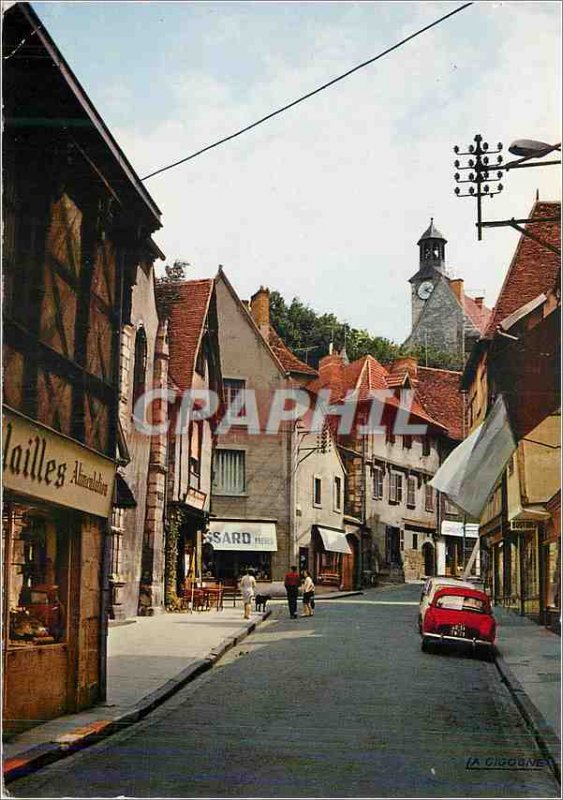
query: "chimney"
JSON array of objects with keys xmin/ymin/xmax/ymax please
[
  {"xmin": 450, "ymin": 278, "xmax": 464, "ymax": 303},
  {"xmin": 318, "ymin": 351, "xmax": 344, "ymax": 387},
  {"xmin": 474, "ymin": 296, "xmax": 484, "ymax": 309},
  {"xmin": 250, "ymin": 286, "xmax": 270, "ymax": 336}
]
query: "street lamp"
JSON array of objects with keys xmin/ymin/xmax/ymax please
[{"xmin": 453, "ymin": 134, "xmax": 561, "ymax": 255}]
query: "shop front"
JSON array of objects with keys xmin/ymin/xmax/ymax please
[
  {"xmin": 542, "ymin": 492, "xmax": 560, "ymax": 632},
  {"xmin": 172, "ymin": 488, "xmax": 209, "ymax": 599},
  {"xmin": 438, "ymin": 520, "xmax": 479, "ymax": 577},
  {"xmin": 311, "ymin": 525, "xmax": 351, "ymax": 588},
  {"xmin": 203, "ymin": 520, "xmax": 277, "ymax": 582},
  {"xmin": 3, "ymin": 408, "xmax": 115, "ymax": 734}
]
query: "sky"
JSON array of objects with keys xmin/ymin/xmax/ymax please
[{"xmin": 31, "ymin": 1, "xmax": 561, "ymax": 343}]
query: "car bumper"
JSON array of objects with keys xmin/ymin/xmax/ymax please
[{"xmin": 423, "ymin": 632, "xmax": 494, "ymax": 648}]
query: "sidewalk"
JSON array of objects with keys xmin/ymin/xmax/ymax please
[
  {"xmin": 494, "ymin": 605, "xmax": 561, "ymax": 776},
  {"xmin": 3, "ymin": 604, "xmax": 272, "ymax": 784}
]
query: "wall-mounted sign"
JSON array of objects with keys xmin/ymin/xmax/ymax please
[
  {"xmin": 205, "ymin": 521, "xmax": 277, "ymax": 552},
  {"xmin": 441, "ymin": 520, "xmax": 479, "ymax": 539},
  {"xmin": 3, "ymin": 408, "xmax": 116, "ymax": 518},
  {"xmin": 185, "ymin": 486, "xmax": 207, "ymax": 511},
  {"xmin": 509, "ymin": 520, "xmax": 537, "ymax": 532}
]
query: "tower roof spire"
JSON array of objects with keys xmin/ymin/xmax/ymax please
[{"xmin": 417, "ymin": 218, "xmax": 447, "ymax": 245}]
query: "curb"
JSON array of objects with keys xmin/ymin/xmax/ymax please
[
  {"xmin": 495, "ymin": 651, "xmax": 561, "ymax": 784},
  {"xmin": 315, "ymin": 590, "xmax": 364, "ymax": 600},
  {"xmin": 4, "ymin": 610, "xmax": 272, "ymax": 785}
]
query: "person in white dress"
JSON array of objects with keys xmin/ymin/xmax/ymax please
[
  {"xmin": 301, "ymin": 571, "xmax": 315, "ymax": 617},
  {"xmin": 239, "ymin": 568, "xmax": 257, "ymax": 619}
]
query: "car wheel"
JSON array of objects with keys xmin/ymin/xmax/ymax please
[{"xmin": 421, "ymin": 638, "xmax": 430, "ymax": 653}]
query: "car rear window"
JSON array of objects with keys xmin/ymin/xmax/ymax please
[{"xmin": 435, "ymin": 595, "xmax": 486, "ymax": 613}]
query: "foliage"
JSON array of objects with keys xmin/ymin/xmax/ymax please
[
  {"xmin": 164, "ymin": 511, "xmax": 181, "ymax": 610},
  {"xmin": 155, "ymin": 260, "xmax": 190, "ymax": 318},
  {"xmin": 268, "ymin": 290, "xmax": 462, "ymax": 371}
]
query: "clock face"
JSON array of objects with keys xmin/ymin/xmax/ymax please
[{"xmin": 418, "ymin": 280, "xmax": 434, "ymax": 300}]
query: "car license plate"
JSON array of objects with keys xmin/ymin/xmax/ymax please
[{"xmin": 451, "ymin": 624, "xmax": 466, "ymax": 638}]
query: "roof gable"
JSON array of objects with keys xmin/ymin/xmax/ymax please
[
  {"xmin": 485, "ymin": 200, "xmax": 560, "ymax": 337},
  {"xmin": 417, "ymin": 367, "xmax": 464, "ymax": 441},
  {"xmin": 161, "ymin": 279, "xmax": 214, "ymax": 391},
  {"xmin": 215, "ymin": 269, "xmax": 288, "ymax": 378}
]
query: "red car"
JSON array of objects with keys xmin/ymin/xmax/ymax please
[{"xmin": 421, "ymin": 586, "xmax": 496, "ymax": 657}]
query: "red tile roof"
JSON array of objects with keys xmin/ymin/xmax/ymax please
[
  {"xmin": 267, "ymin": 326, "xmax": 318, "ymax": 376},
  {"xmin": 463, "ymin": 294, "xmax": 492, "ymax": 334},
  {"xmin": 308, "ymin": 353, "xmax": 446, "ymax": 432},
  {"xmin": 485, "ymin": 200, "xmax": 561, "ymax": 337},
  {"xmin": 416, "ymin": 367, "xmax": 464, "ymax": 441},
  {"xmin": 159, "ymin": 278, "xmax": 214, "ymax": 391}
]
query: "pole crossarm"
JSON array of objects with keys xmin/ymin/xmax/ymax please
[
  {"xmin": 454, "ymin": 133, "xmax": 561, "ymax": 252},
  {"xmin": 480, "ymin": 219, "xmax": 561, "ymax": 256}
]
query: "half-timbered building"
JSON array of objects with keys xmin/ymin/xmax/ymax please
[{"xmin": 2, "ymin": 3, "xmax": 162, "ymax": 731}]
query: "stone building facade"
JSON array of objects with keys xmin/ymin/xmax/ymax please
[
  {"xmin": 112, "ymin": 259, "xmax": 167, "ymax": 619},
  {"xmin": 404, "ymin": 219, "xmax": 491, "ymax": 363}
]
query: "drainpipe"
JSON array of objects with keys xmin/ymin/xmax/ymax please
[
  {"xmin": 289, "ymin": 418, "xmax": 297, "ymax": 572},
  {"xmin": 358, "ymin": 431, "xmax": 367, "ymax": 588}
]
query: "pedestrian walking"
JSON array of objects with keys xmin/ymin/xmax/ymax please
[
  {"xmin": 284, "ymin": 565, "xmax": 301, "ymax": 619},
  {"xmin": 239, "ymin": 568, "xmax": 256, "ymax": 620},
  {"xmin": 301, "ymin": 570, "xmax": 315, "ymax": 617}
]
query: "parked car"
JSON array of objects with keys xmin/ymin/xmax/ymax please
[
  {"xmin": 421, "ymin": 586, "xmax": 496, "ymax": 657},
  {"xmin": 418, "ymin": 576, "xmax": 480, "ymax": 633}
]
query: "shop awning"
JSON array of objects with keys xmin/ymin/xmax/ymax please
[
  {"xmin": 403, "ymin": 518, "xmax": 435, "ymax": 532},
  {"xmin": 315, "ymin": 526, "xmax": 352, "ymax": 554},
  {"xmin": 441, "ymin": 521, "xmax": 479, "ymax": 539},
  {"xmin": 205, "ymin": 521, "xmax": 277, "ymax": 551},
  {"xmin": 430, "ymin": 395, "xmax": 517, "ymax": 521}
]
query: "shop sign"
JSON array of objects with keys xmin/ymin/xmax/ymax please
[
  {"xmin": 205, "ymin": 521, "xmax": 277, "ymax": 551},
  {"xmin": 441, "ymin": 520, "xmax": 479, "ymax": 539},
  {"xmin": 185, "ymin": 486, "xmax": 207, "ymax": 511},
  {"xmin": 509, "ymin": 520, "xmax": 537, "ymax": 532},
  {"xmin": 3, "ymin": 408, "xmax": 115, "ymax": 518}
]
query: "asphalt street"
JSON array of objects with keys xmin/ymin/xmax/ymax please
[{"xmin": 10, "ymin": 584, "xmax": 560, "ymax": 798}]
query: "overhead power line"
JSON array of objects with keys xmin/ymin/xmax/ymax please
[{"xmin": 141, "ymin": 2, "xmax": 473, "ymax": 181}]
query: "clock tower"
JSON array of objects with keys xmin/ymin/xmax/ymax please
[{"xmin": 409, "ymin": 218, "xmax": 447, "ymax": 328}]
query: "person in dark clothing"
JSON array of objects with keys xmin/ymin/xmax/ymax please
[{"xmin": 284, "ymin": 565, "xmax": 301, "ymax": 619}]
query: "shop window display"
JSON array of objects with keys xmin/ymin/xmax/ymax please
[
  {"xmin": 201, "ymin": 544, "xmax": 272, "ymax": 581},
  {"xmin": 545, "ymin": 541, "xmax": 560, "ymax": 610},
  {"xmin": 4, "ymin": 503, "xmax": 68, "ymax": 647}
]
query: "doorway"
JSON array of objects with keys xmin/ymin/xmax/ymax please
[{"xmin": 422, "ymin": 541, "xmax": 435, "ymax": 576}]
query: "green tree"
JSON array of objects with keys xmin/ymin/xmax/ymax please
[{"xmin": 268, "ymin": 290, "xmax": 460, "ymax": 370}]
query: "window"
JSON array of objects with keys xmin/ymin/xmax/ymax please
[
  {"xmin": 444, "ymin": 497, "xmax": 459, "ymax": 517},
  {"xmin": 6, "ymin": 503, "xmax": 69, "ymax": 647},
  {"xmin": 422, "ymin": 437, "xmax": 431, "ymax": 457},
  {"xmin": 386, "ymin": 428, "xmax": 395, "ymax": 445},
  {"xmin": 333, "ymin": 476, "xmax": 342, "ymax": 512},
  {"xmin": 425, "ymin": 483, "xmax": 435, "ymax": 512},
  {"xmin": 212, "ymin": 449, "xmax": 246, "ymax": 495},
  {"xmin": 223, "ymin": 378, "xmax": 246, "ymax": 409},
  {"xmin": 132, "ymin": 327, "xmax": 147, "ymax": 409},
  {"xmin": 412, "ymin": 533, "xmax": 418, "ymax": 550},
  {"xmin": 195, "ymin": 343, "xmax": 206, "ymax": 377},
  {"xmin": 189, "ymin": 421, "xmax": 202, "ymax": 488},
  {"xmin": 407, "ymin": 476, "xmax": 416, "ymax": 508},
  {"xmin": 403, "ymin": 435, "xmax": 412, "ymax": 450},
  {"xmin": 313, "ymin": 477, "xmax": 322, "ymax": 507},
  {"xmin": 373, "ymin": 466, "xmax": 384, "ymax": 500},
  {"xmin": 389, "ymin": 472, "xmax": 403, "ymax": 504}
]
